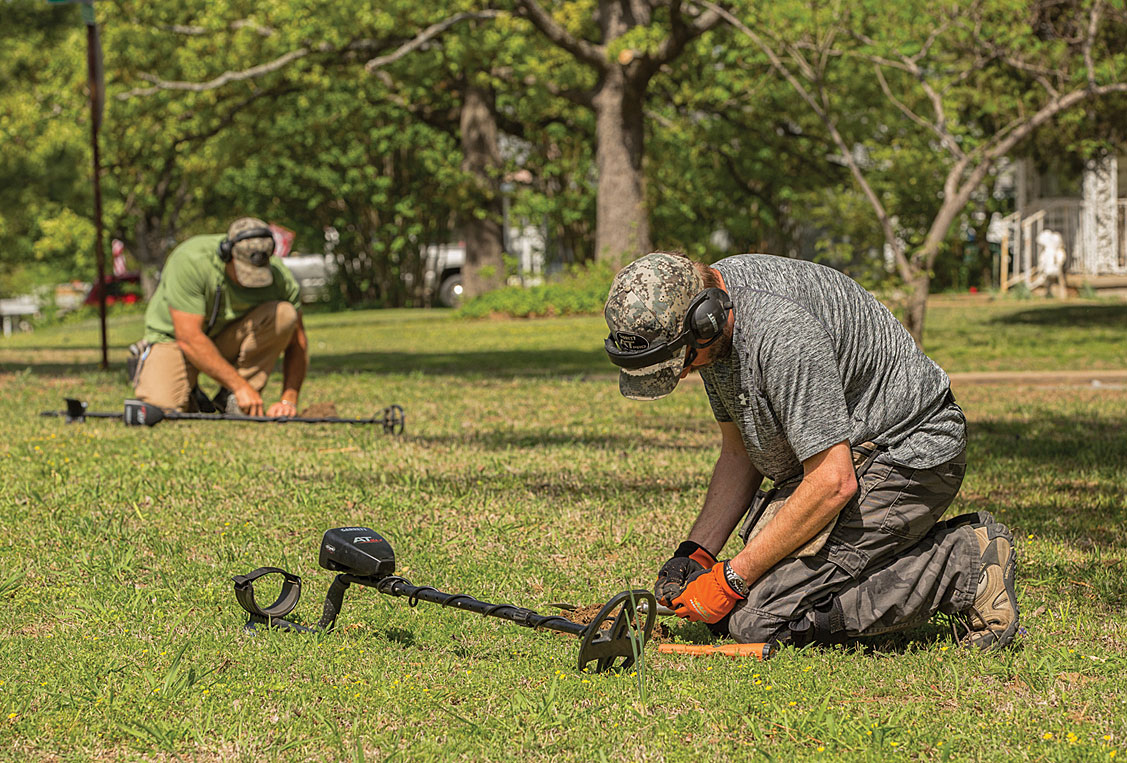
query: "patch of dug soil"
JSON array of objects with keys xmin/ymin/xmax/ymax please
[
  {"xmin": 561, "ymin": 603, "xmax": 674, "ymax": 644},
  {"xmin": 300, "ymin": 402, "xmax": 339, "ymax": 418}
]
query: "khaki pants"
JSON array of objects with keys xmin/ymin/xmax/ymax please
[{"xmin": 133, "ymin": 301, "xmax": 298, "ymax": 412}]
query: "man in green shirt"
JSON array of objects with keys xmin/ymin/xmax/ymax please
[{"xmin": 132, "ymin": 217, "xmax": 309, "ymax": 416}]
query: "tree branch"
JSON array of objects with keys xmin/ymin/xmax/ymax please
[
  {"xmin": 514, "ymin": 0, "xmax": 606, "ymax": 69},
  {"xmin": 171, "ymin": 86, "xmax": 301, "ymax": 147},
  {"xmin": 651, "ymin": 0, "xmax": 721, "ymax": 67},
  {"xmin": 869, "ymin": 60, "xmax": 965, "ymax": 160},
  {"xmin": 365, "ymin": 11, "xmax": 501, "ymax": 72},
  {"xmin": 1083, "ymin": 0, "xmax": 1103, "ymax": 89},
  {"xmin": 695, "ymin": 0, "xmax": 913, "ymax": 282},
  {"xmin": 955, "ymin": 19, "xmax": 1060, "ymax": 98},
  {"xmin": 119, "ymin": 47, "xmax": 313, "ymax": 97},
  {"xmin": 118, "ymin": 11, "xmax": 503, "ymax": 100},
  {"xmin": 155, "ymin": 19, "xmax": 276, "ymax": 37}
]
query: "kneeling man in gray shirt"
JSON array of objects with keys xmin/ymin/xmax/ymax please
[{"xmin": 603, "ymin": 252, "xmax": 1019, "ymax": 651}]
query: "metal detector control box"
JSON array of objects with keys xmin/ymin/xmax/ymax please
[{"xmin": 318, "ymin": 527, "xmax": 395, "ymax": 578}]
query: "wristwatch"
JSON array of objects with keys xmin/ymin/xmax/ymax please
[{"xmin": 723, "ymin": 561, "xmax": 750, "ymax": 598}]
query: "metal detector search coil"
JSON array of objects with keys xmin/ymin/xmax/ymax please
[{"xmin": 233, "ymin": 526, "xmax": 657, "ymax": 674}]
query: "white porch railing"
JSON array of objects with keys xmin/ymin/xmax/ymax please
[
  {"xmin": 1119, "ymin": 199, "xmax": 1127, "ymax": 271},
  {"xmin": 999, "ymin": 199, "xmax": 1127, "ymax": 289}
]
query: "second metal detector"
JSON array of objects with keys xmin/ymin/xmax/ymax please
[{"xmin": 41, "ymin": 398, "xmax": 405, "ymax": 435}]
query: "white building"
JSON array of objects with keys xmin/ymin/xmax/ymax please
[{"xmin": 998, "ymin": 154, "xmax": 1127, "ymax": 293}]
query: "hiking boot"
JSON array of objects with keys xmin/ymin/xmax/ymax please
[
  {"xmin": 935, "ymin": 511, "xmax": 995, "ymax": 532},
  {"xmin": 190, "ymin": 385, "xmax": 218, "ymax": 414},
  {"xmin": 211, "ymin": 388, "xmax": 242, "ymax": 415},
  {"xmin": 960, "ymin": 522, "xmax": 1019, "ymax": 651}
]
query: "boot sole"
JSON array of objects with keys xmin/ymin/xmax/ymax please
[{"xmin": 978, "ymin": 522, "xmax": 1020, "ymax": 651}]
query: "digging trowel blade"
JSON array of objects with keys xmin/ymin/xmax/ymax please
[
  {"xmin": 639, "ymin": 601, "xmax": 676, "ymax": 617},
  {"xmin": 551, "ymin": 601, "xmax": 675, "ymax": 617}
]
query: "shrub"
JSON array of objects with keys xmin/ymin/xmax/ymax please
[{"xmin": 458, "ymin": 262, "xmax": 616, "ymax": 319}]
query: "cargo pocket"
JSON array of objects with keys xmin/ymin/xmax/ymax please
[
  {"xmin": 878, "ymin": 457, "xmax": 967, "ymax": 542},
  {"xmin": 857, "ymin": 459, "xmax": 894, "ymax": 504},
  {"xmin": 815, "ymin": 537, "xmax": 870, "ymax": 579}
]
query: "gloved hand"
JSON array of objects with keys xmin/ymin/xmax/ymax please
[
  {"xmin": 671, "ymin": 561, "xmax": 747, "ymax": 624},
  {"xmin": 655, "ymin": 541, "xmax": 717, "ymax": 606}
]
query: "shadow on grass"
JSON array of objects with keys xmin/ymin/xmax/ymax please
[
  {"xmin": 990, "ymin": 303, "xmax": 1127, "ymax": 328},
  {"xmin": 1, "ymin": 348, "xmax": 612, "ymax": 378},
  {"xmin": 312, "ymin": 464, "xmax": 707, "ymax": 502},
  {"xmin": 970, "ymin": 415, "xmax": 1127, "ymax": 544},
  {"xmin": 0, "ymin": 364, "xmax": 125, "ymax": 378},
  {"xmin": 406, "ymin": 429, "xmax": 712, "ymax": 452},
  {"xmin": 307, "ymin": 349, "xmax": 609, "ymax": 378}
]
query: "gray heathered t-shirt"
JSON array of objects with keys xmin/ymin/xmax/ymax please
[{"xmin": 700, "ymin": 255, "xmax": 966, "ymax": 482}]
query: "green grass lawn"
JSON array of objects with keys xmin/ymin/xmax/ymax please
[{"xmin": 1, "ymin": 297, "xmax": 1126, "ymax": 760}]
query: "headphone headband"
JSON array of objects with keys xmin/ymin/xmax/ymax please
[
  {"xmin": 605, "ymin": 288, "xmax": 732, "ymax": 370},
  {"xmin": 218, "ymin": 227, "xmax": 275, "ymax": 263}
]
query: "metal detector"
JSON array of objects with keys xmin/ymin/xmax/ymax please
[
  {"xmin": 40, "ymin": 398, "xmax": 406, "ymax": 435},
  {"xmin": 232, "ymin": 527, "xmax": 657, "ymax": 674}
]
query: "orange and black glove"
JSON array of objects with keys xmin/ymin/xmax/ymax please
[
  {"xmin": 655, "ymin": 541, "xmax": 717, "ymax": 606},
  {"xmin": 671, "ymin": 561, "xmax": 747, "ymax": 624}
]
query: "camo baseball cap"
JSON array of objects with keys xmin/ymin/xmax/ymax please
[
  {"xmin": 603, "ymin": 252, "xmax": 704, "ymax": 401},
  {"xmin": 227, "ymin": 217, "xmax": 275, "ymax": 288}
]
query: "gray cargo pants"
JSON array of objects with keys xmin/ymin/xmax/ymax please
[{"xmin": 728, "ymin": 446, "xmax": 980, "ymax": 645}]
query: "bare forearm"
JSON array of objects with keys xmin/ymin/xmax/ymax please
[
  {"xmin": 687, "ymin": 450, "xmax": 763, "ymax": 556},
  {"xmin": 728, "ymin": 481, "xmax": 850, "ymax": 585},
  {"xmin": 279, "ymin": 340, "xmax": 308, "ymax": 404},
  {"xmin": 177, "ymin": 335, "xmax": 245, "ymax": 391},
  {"xmin": 729, "ymin": 441, "xmax": 857, "ymax": 587}
]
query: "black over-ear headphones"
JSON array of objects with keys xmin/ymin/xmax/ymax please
[
  {"xmin": 218, "ymin": 227, "xmax": 275, "ymax": 265},
  {"xmin": 605, "ymin": 287, "xmax": 733, "ymax": 370}
]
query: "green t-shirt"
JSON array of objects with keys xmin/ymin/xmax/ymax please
[{"xmin": 143, "ymin": 234, "xmax": 302, "ymax": 344}]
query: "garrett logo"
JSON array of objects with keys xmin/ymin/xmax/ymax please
[{"xmin": 614, "ymin": 332, "xmax": 650, "ymax": 351}]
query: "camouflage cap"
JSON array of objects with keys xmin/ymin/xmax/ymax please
[
  {"xmin": 227, "ymin": 217, "xmax": 274, "ymax": 288},
  {"xmin": 603, "ymin": 252, "xmax": 704, "ymax": 401}
]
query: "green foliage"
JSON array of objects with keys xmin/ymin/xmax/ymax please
[
  {"xmin": 457, "ymin": 261, "xmax": 615, "ymax": 319},
  {"xmin": 32, "ymin": 208, "xmax": 95, "ymax": 274},
  {"xmin": 0, "ymin": 1, "xmax": 91, "ymax": 294},
  {"xmin": 4, "ymin": 0, "xmax": 1125, "ymax": 317}
]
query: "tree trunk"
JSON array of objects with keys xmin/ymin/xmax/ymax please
[
  {"xmin": 132, "ymin": 216, "xmax": 171, "ymax": 300},
  {"xmin": 459, "ymin": 82, "xmax": 506, "ymax": 300},
  {"xmin": 903, "ymin": 269, "xmax": 930, "ymax": 348},
  {"xmin": 592, "ymin": 69, "xmax": 649, "ymax": 265}
]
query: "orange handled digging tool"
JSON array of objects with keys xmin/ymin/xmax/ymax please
[{"xmin": 658, "ymin": 642, "xmax": 774, "ymax": 660}]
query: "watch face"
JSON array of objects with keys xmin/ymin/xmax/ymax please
[{"xmin": 724, "ymin": 562, "xmax": 749, "ymax": 596}]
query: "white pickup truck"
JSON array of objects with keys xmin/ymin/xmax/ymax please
[
  {"xmin": 282, "ymin": 254, "xmax": 338, "ymax": 303},
  {"xmin": 423, "ymin": 243, "xmax": 465, "ymax": 308}
]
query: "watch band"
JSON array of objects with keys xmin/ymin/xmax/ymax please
[{"xmin": 723, "ymin": 561, "xmax": 750, "ymax": 598}]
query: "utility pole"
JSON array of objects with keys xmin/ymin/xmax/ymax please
[{"xmin": 47, "ymin": 0, "xmax": 108, "ymax": 369}]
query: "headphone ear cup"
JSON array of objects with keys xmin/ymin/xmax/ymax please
[
  {"xmin": 218, "ymin": 238, "xmax": 232, "ymax": 262},
  {"xmin": 689, "ymin": 289, "xmax": 728, "ymax": 341}
]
